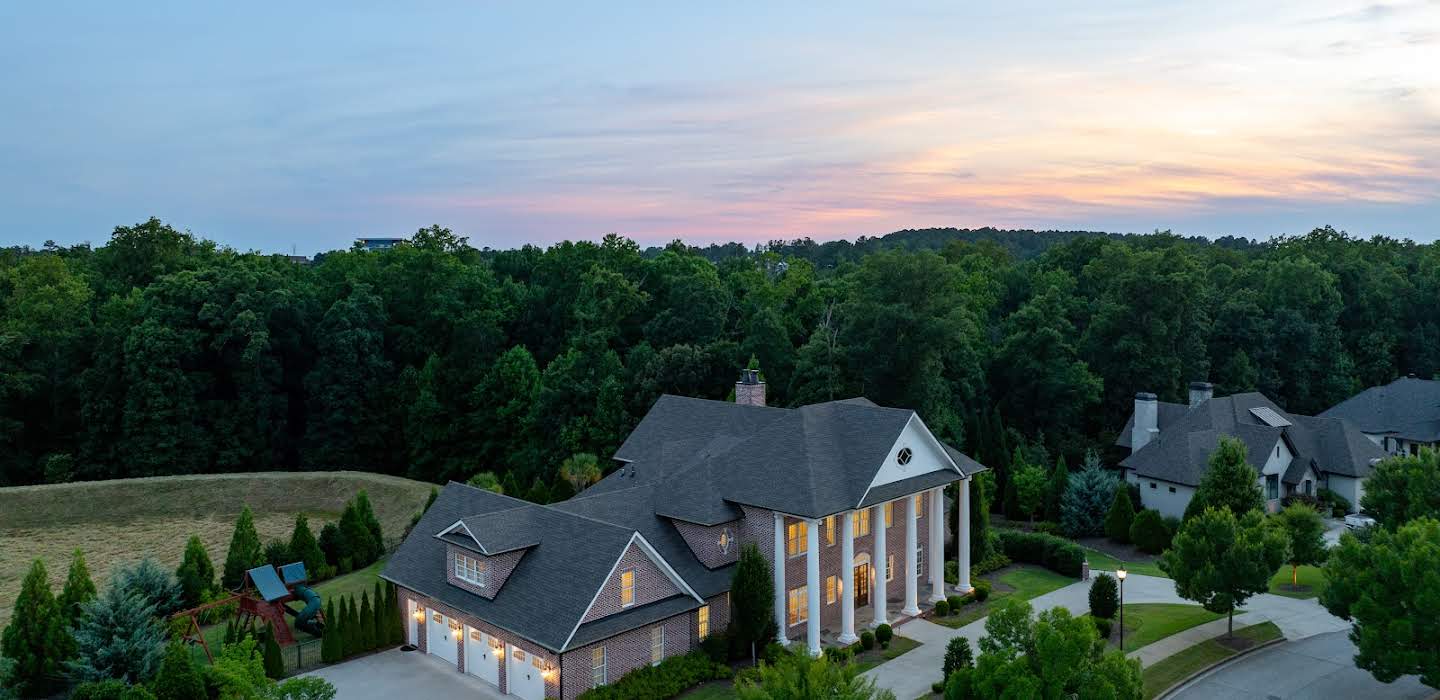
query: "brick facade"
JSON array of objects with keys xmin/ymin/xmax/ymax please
[
  {"xmin": 445, "ymin": 544, "xmax": 526, "ymax": 600},
  {"xmin": 672, "ymin": 518, "xmax": 741, "ymax": 569},
  {"xmin": 580, "ymin": 542, "xmax": 682, "ymax": 624},
  {"xmin": 560, "ymin": 610, "xmax": 694, "ymax": 699}
]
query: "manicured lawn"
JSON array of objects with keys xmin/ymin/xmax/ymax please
[
  {"xmin": 1082, "ymin": 548, "xmax": 1168, "ymax": 578},
  {"xmin": 1109, "ymin": 603, "xmax": 1223, "ymax": 652},
  {"xmin": 1268, "ymin": 564, "xmax": 1326, "ymax": 599},
  {"xmin": 314, "ymin": 558, "xmax": 387, "ymax": 601},
  {"xmin": 932, "ymin": 565, "xmax": 1076, "ymax": 629},
  {"xmin": 851, "ymin": 635, "xmax": 922, "ymax": 673},
  {"xmin": 1139, "ymin": 621, "xmax": 1283, "ymax": 699},
  {"xmin": 678, "ymin": 680, "xmax": 738, "ymax": 700}
]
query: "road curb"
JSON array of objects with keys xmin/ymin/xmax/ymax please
[{"xmin": 1155, "ymin": 636, "xmax": 1286, "ymax": 700}]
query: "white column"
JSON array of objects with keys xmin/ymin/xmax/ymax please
[
  {"xmin": 773, "ymin": 512, "xmax": 788, "ymax": 643},
  {"xmin": 805, "ymin": 518, "xmax": 821, "ymax": 657},
  {"xmin": 903, "ymin": 495, "xmax": 920, "ymax": 616},
  {"xmin": 872, "ymin": 503, "xmax": 888, "ymax": 627},
  {"xmin": 929, "ymin": 488, "xmax": 945, "ymax": 602},
  {"xmin": 839, "ymin": 511, "xmax": 858, "ymax": 644},
  {"xmin": 957, "ymin": 478, "xmax": 972, "ymax": 593}
]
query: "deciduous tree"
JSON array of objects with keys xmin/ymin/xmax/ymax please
[{"xmin": 1159, "ymin": 507, "xmax": 1287, "ymax": 636}]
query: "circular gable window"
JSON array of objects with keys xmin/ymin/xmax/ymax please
[{"xmin": 897, "ymin": 448, "xmax": 913, "ymax": 466}]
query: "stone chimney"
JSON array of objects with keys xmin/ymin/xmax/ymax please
[
  {"xmin": 735, "ymin": 368, "xmax": 766, "ymax": 407},
  {"xmin": 1188, "ymin": 381, "xmax": 1214, "ymax": 408},
  {"xmin": 1131, "ymin": 392, "xmax": 1159, "ymax": 452}
]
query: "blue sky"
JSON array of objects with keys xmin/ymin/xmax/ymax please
[{"xmin": 1, "ymin": 1, "xmax": 1437, "ymax": 254}]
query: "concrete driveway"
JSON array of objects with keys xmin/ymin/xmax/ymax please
[
  {"xmin": 1168, "ymin": 630, "xmax": 1434, "ymax": 699},
  {"xmin": 302, "ymin": 648, "xmax": 505, "ymax": 700},
  {"xmin": 1323, "ymin": 517, "xmax": 1347, "ymax": 547}
]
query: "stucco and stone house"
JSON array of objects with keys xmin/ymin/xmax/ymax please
[
  {"xmin": 1115, "ymin": 382, "xmax": 1384, "ymax": 519},
  {"xmin": 1320, "ymin": 375, "xmax": 1440, "ymax": 456},
  {"xmin": 382, "ymin": 370, "xmax": 986, "ymax": 700}
]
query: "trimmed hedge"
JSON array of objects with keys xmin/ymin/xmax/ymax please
[
  {"xmin": 576, "ymin": 652, "xmax": 732, "ymax": 700},
  {"xmin": 973, "ymin": 580, "xmax": 991, "ymax": 601},
  {"xmin": 996, "ymin": 530, "xmax": 1085, "ymax": 577}
]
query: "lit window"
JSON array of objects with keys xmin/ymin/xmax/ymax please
[
  {"xmin": 650, "ymin": 626, "xmax": 665, "ymax": 665},
  {"xmin": 718, "ymin": 528, "xmax": 732, "ymax": 554},
  {"xmin": 514, "ymin": 648, "xmax": 526, "ymax": 663},
  {"xmin": 914, "ymin": 494, "xmax": 925, "ymax": 517},
  {"xmin": 787, "ymin": 521, "xmax": 807, "ymax": 558},
  {"xmin": 884, "ymin": 502, "xmax": 893, "ymax": 527},
  {"xmin": 698, "ymin": 605, "xmax": 710, "ymax": 639},
  {"xmin": 826, "ymin": 575, "xmax": 837, "ymax": 605},
  {"xmin": 853, "ymin": 509, "xmax": 871, "ymax": 537},
  {"xmin": 591, "ymin": 647, "xmax": 607, "ymax": 687},
  {"xmin": 787, "ymin": 587, "xmax": 808, "ymax": 626},
  {"xmin": 620, "ymin": 569, "xmax": 635, "ymax": 607},
  {"xmin": 886, "ymin": 555, "xmax": 894, "ymax": 581},
  {"xmin": 825, "ymin": 516, "xmax": 835, "ymax": 546},
  {"xmin": 455, "ymin": 553, "xmax": 487, "ymax": 588}
]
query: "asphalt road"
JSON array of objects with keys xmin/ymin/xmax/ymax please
[{"xmin": 1168, "ymin": 630, "xmax": 1434, "ymax": 700}]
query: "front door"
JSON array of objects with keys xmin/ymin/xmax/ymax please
[{"xmin": 854, "ymin": 563, "xmax": 871, "ymax": 608}]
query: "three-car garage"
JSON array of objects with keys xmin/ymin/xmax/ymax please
[{"xmin": 408, "ymin": 600, "xmax": 547, "ymax": 700}]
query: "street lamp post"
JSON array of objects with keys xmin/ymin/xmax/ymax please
[{"xmin": 1116, "ymin": 568, "xmax": 1127, "ymax": 651}]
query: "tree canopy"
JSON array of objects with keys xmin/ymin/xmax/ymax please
[{"xmin": 1159, "ymin": 507, "xmax": 1287, "ymax": 636}]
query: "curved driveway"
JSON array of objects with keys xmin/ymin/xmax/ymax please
[{"xmin": 1168, "ymin": 630, "xmax": 1433, "ymax": 700}]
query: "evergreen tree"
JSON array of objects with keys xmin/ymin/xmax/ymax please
[
  {"xmin": 1045, "ymin": 455, "xmax": 1068, "ymax": 523},
  {"xmin": 389, "ymin": 585, "xmax": 404, "ymax": 645},
  {"xmin": 320, "ymin": 599, "xmax": 340, "ymax": 663},
  {"xmin": 969, "ymin": 472, "xmax": 995, "ymax": 564},
  {"xmin": 222, "ymin": 506, "xmax": 264, "ymax": 590},
  {"xmin": 1184, "ymin": 436, "xmax": 1264, "ymax": 520},
  {"xmin": 288, "ymin": 514, "xmax": 326, "ymax": 579},
  {"xmin": 730, "ymin": 543, "xmax": 773, "ymax": 663},
  {"xmin": 153, "ymin": 643, "xmax": 206, "ymax": 700},
  {"xmin": 1, "ymin": 560, "xmax": 68, "ymax": 697},
  {"xmin": 337, "ymin": 502, "xmax": 376, "ymax": 570},
  {"xmin": 175, "ymin": 536, "xmax": 215, "ymax": 609},
  {"xmin": 343, "ymin": 597, "xmax": 359, "ymax": 657},
  {"xmin": 261, "ymin": 627, "xmax": 284, "ymax": 679},
  {"xmin": 1104, "ymin": 485, "xmax": 1135, "ymax": 543},
  {"xmin": 317, "ymin": 522, "xmax": 343, "ymax": 570},
  {"xmin": 68, "ymin": 583, "xmax": 166, "ymax": 685},
  {"xmin": 523, "ymin": 476, "xmax": 551, "ymax": 504},
  {"xmin": 359, "ymin": 591, "xmax": 376, "ymax": 651},
  {"xmin": 371, "ymin": 581, "xmax": 389, "ymax": 647},
  {"xmin": 353, "ymin": 490, "xmax": 385, "ymax": 558},
  {"xmin": 58, "ymin": 549, "xmax": 98, "ymax": 623},
  {"xmin": 1061, "ymin": 454, "xmax": 1118, "ymax": 537}
]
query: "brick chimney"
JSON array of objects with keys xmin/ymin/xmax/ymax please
[
  {"xmin": 735, "ymin": 368, "xmax": 766, "ymax": 407},
  {"xmin": 1188, "ymin": 381, "xmax": 1214, "ymax": 408},
  {"xmin": 1131, "ymin": 392, "xmax": 1159, "ymax": 452}
]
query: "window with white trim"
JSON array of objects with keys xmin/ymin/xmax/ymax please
[
  {"xmin": 620, "ymin": 569, "xmax": 635, "ymax": 607},
  {"xmin": 787, "ymin": 586, "xmax": 808, "ymax": 626},
  {"xmin": 786, "ymin": 521, "xmax": 807, "ymax": 558},
  {"xmin": 826, "ymin": 575, "xmax": 837, "ymax": 604},
  {"xmin": 884, "ymin": 502, "xmax": 893, "ymax": 527},
  {"xmin": 825, "ymin": 516, "xmax": 835, "ymax": 546},
  {"xmin": 454, "ymin": 552, "xmax": 487, "ymax": 587},
  {"xmin": 698, "ymin": 605, "xmax": 710, "ymax": 639},
  {"xmin": 650, "ymin": 626, "xmax": 665, "ymax": 665},
  {"xmin": 914, "ymin": 494, "xmax": 925, "ymax": 517},
  {"xmin": 886, "ymin": 555, "xmax": 895, "ymax": 581},
  {"xmin": 853, "ymin": 508, "xmax": 871, "ymax": 537},
  {"xmin": 591, "ymin": 647, "xmax": 607, "ymax": 687},
  {"xmin": 917, "ymin": 545, "xmax": 925, "ymax": 578}
]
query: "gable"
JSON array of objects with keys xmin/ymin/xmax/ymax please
[
  {"xmin": 866, "ymin": 415, "xmax": 957, "ymax": 491},
  {"xmin": 671, "ymin": 519, "xmax": 740, "ymax": 570},
  {"xmin": 574, "ymin": 536, "xmax": 697, "ymax": 632}
]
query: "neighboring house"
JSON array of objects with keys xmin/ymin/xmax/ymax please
[
  {"xmin": 1115, "ymin": 382, "xmax": 1384, "ymax": 519},
  {"xmin": 382, "ymin": 370, "xmax": 986, "ymax": 700},
  {"xmin": 356, "ymin": 236, "xmax": 406, "ymax": 251},
  {"xmin": 1320, "ymin": 375, "xmax": 1440, "ymax": 456}
]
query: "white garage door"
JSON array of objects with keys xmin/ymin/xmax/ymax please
[
  {"xmin": 464, "ymin": 627, "xmax": 499, "ymax": 686},
  {"xmin": 507, "ymin": 644, "xmax": 545, "ymax": 700},
  {"xmin": 426, "ymin": 611, "xmax": 459, "ymax": 666}
]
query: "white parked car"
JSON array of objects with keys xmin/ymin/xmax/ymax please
[{"xmin": 1344, "ymin": 513, "xmax": 1377, "ymax": 530}]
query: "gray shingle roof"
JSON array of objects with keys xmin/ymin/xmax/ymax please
[
  {"xmin": 1320, "ymin": 376, "xmax": 1440, "ymax": 443},
  {"xmin": 1119, "ymin": 392, "xmax": 1385, "ymax": 487}
]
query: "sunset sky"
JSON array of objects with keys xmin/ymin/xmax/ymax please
[{"xmin": 2, "ymin": 1, "xmax": 1437, "ymax": 253}]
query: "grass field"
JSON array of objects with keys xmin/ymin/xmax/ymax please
[
  {"xmin": 1109, "ymin": 603, "xmax": 1223, "ymax": 652},
  {"xmin": 1268, "ymin": 564, "xmax": 1326, "ymax": 599},
  {"xmin": 0, "ymin": 471, "xmax": 434, "ymax": 627},
  {"xmin": 1082, "ymin": 548, "xmax": 1168, "ymax": 578},
  {"xmin": 933, "ymin": 564, "xmax": 1076, "ymax": 629},
  {"xmin": 1140, "ymin": 621, "xmax": 1283, "ymax": 699}
]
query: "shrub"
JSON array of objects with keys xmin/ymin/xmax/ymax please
[
  {"xmin": 942, "ymin": 636, "xmax": 973, "ymax": 678},
  {"xmin": 875, "ymin": 623, "xmax": 893, "ymax": 649},
  {"xmin": 946, "ymin": 595, "xmax": 965, "ymax": 611},
  {"xmin": 264, "ymin": 539, "xmax": 293, "ymax": 569},
  {"xmin": 154, "ymin": 643, "xmax": 206, "ymax": 700},
  {"xmin": 1089, "ymin": 574, "xmax": 1118, "ymax": 619},
  {"xmin": 112, "ymin": 558, "xmax": 183, "ymax": 617},
  {"xmin": 933, "ymin": 599, "xmax": 950, "ymax": 616},
  {"xmin": 1105, "ymin": 487, "xmax": 1135, "ymax": 543},
  {"xmin": 859, "ymin": 630, "xmax": 875, "ymax": 651},
  {"xmin": 700, "ymin": 629, "xmax": 729, "ymax": 663},
  {"xmin": 1094, "ymin": 616, "xmax": 1113, "ymax": 639},
  {"xmin": 973, "ymin": 580, "xmax": 991, "ymax": 602},
  {"xmin": 823, "ymin": 646, "xmax": 853, "ymax": 665},
  {"xmin": 932, "ymin": 680, "xmax": 945, "ymax": 694},
  {"xmin": 1317, "ymin": 488, "xmax": 1352, "ymax": 517},
  {"xmin": 996, "ymin": 529, "xmax": 1086, "ymax": 577},
  {"xmin": 1031, "ymin": 521, "xmax": 1063, "ymax": 536},
  {"xmin": 575, "ymin": 651, "xmax": 732, "ymax": 700},
  {"xmin": 973, "ymin": 551, "xmax": 1011, "ymax": 576},
  {"xmin": 71, "ymin": 680, "xmax": 131, "ymax": 700},
  {"xmin": 1129, "ymin": 508, "xmax": 1172, "ymax": 554},
  {"xmin": 761, "ymin": 641, "xmax": 786, "ymax": 664}
]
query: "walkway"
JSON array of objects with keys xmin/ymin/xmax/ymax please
[
  {"xmin": 1167, "ymin": 630, "xmax": 1434, "ymax": 699},
  {"xmin": 862, "ymin": 571, "xmax": 1348, "ymax": 700}
]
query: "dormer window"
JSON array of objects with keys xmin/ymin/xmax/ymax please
[
  {"xmin": 455, "ymin": 552, "xmax": 488, "ymax": 588},
  {"xmin": 897, "ymin": 447, "xmax": 913, "ymax": 466}
]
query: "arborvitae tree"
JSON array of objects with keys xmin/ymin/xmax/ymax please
[
  {"xmin": 320, "ymin": 599, "xmax": 340, "ymax": 663},
  {"xmin": 288, "ymin": 514, "xmax": 326, "ymax": 578},
  {"xmin": 1104, "ymin": 485, "xmax": 1135, "ymax": 543},
  {"xmin": 359, "ymin": 591, "xmax": 376, "ymax": 651},
  {"xmin": 59, "ymin": 549, "xmax": 98, "ymax": 623},
  {"xmin": 222, "ymin": 506, "xmax": 264, "ymax": 590},
  {"xmin": 343, "ymin": 596, "xmax": 360, "ymax": 657},
  {"xmin": 338, "ymin": 502, "xmax": 375, "ymax": 571},
  {"xmin": 261, "ymin": 627, "xmax": 284, "ymax": 679},
  {"xmin": 1, "ymin": 560, "xmax": 68, "ymax": 697},
  {"xmin": 969, "ymin": 472, "xmax": 995, "ymax": 564},
  {"xmin": 389, "ymin": 584, "xmax": 405, "ymax": 645},
  {"xmin": 1045, "ymin": 455, "xmax": 1068, "ymax": 523},
  {"xmin": 371, "ymin": 581, "xmax": 389, "ymax": 647},
  {"xmin": 353, "ymin": 490, "xmax": 384, "ymax": 558},
  {"xmin": 175, "ymin": 536, "xmax": 215, "ymax": 609},
  {"xmin": 730, "ymin": 542, "xmax": 773, "ymax": 663},
  {"xmin": 317, "ymin": 522, "xmax": 343, "ymax": 569},
  {"xmin": 153, "ymin": 643, "xmax": 206, "ymax": 700},
  {"xmin": 1184, "ymin": 436, "xmax": 1264, "ymax": 520}
]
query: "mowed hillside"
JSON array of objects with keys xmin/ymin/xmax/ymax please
[{"xmin": 0, "ymin": 471, "xmax": 434, "ymax": 627}]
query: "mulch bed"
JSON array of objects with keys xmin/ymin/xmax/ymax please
[{"xmin": 1215, "ymin": 634, "xmax": 1263, "ymax": 652}]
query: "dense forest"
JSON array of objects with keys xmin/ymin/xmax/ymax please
[{"xmin": 3, "ymin": 220, "xmax": 1438, "ymax": 499}]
